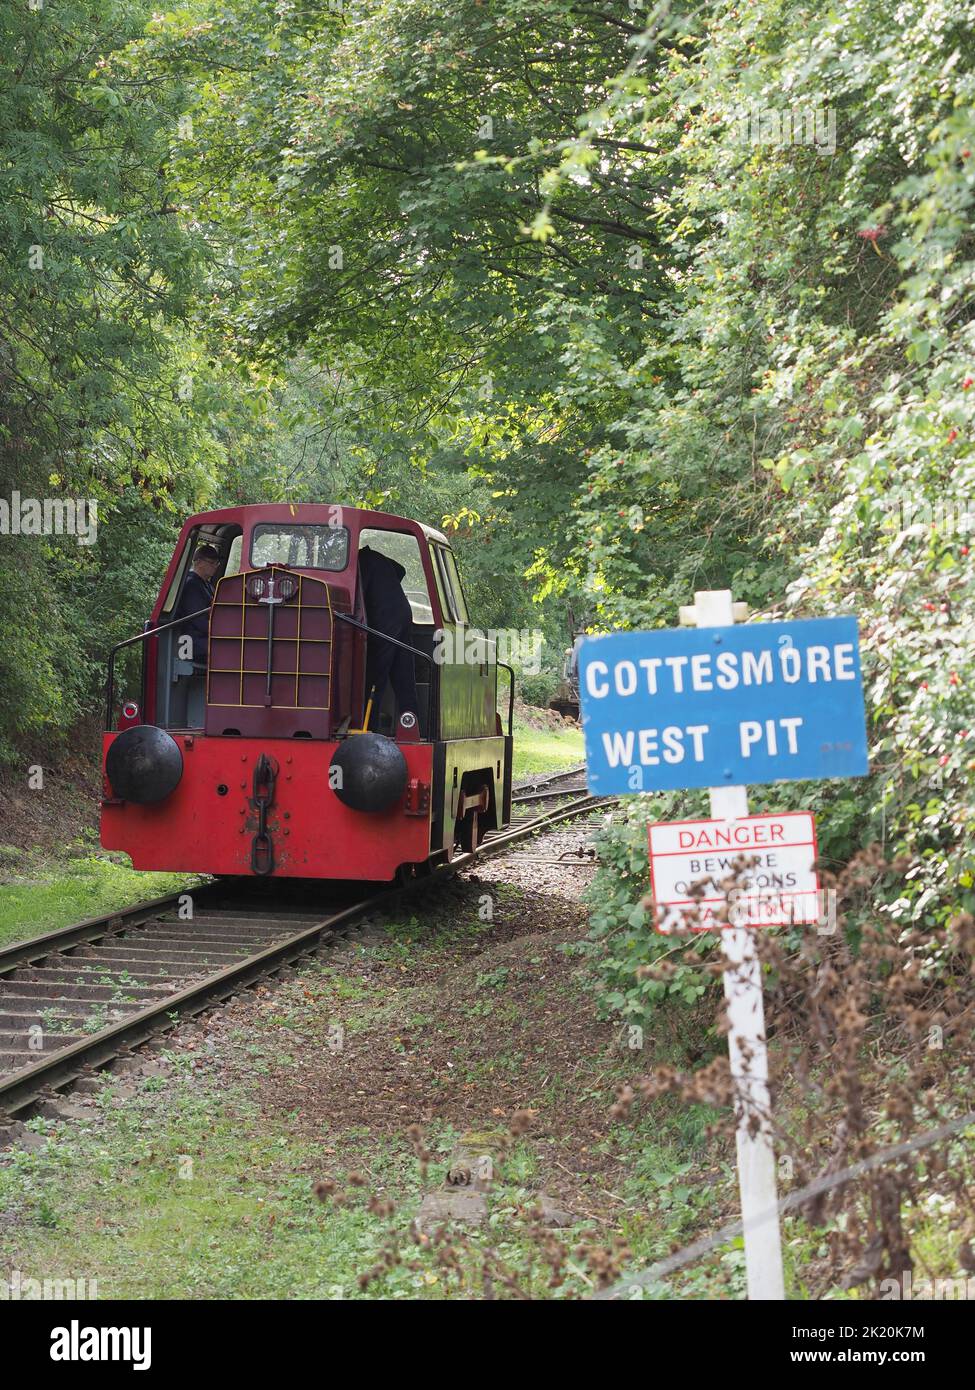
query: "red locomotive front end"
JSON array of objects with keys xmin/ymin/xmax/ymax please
[{"xmin": 100, "ymin": 505, "xmax": 513, "ymax": 881}]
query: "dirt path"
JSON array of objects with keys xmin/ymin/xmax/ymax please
[{"xmin": 176, "ymin": 816, "xmax": 636, "ymax": 1216}]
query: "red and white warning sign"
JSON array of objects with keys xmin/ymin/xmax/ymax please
[{"xmin": 648, "ymin": 811, "xmax": 819, "ymax": 932}]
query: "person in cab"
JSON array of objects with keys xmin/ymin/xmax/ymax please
[
  {"xmin": 358, "ymin": 545, "xmax": 419, "ymax": 729},
  {"xmin": 174, "ymin": 542, "xmax": 221, "ymax": 665}
]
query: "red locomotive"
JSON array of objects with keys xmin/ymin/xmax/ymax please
[{"xmin": 100, "ymin": 504, "xmax": 514, "ymax": 880}]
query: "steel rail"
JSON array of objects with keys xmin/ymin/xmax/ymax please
[
  {"xmin": 0, "ymin": 791, "xmax": 610, "ymax": 1121},
  {"xmin": 0, "ymin": 883, "xmax": 223, "ymax": 979},
  {"xmin": 511, "ymin": 784, "xmax": 589, "ymax": 806},
  {"xmin": 461, "ymin": 794, "xmax": 606, "ymax": 857},
  {"xmin": 513, "ymin": 762, "xmax": 585, "ymax": 792}
]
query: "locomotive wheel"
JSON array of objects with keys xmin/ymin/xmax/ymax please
[
  {"xmin": 395, "ymin": 859, "xmax": 435, "ymax": 886},
  {"xmin": 458, "ymin": 807, "xmax": 480, "ymax": 854},
  {"xmin": 457, "ymin": 787, "xmax": 488, "ymax": 853}
]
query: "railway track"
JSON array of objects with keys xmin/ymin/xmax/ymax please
[{"xmin": 0, "ymin": 764, "xmax": 607, "ymax": 1125}]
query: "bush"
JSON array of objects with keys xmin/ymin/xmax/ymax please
[
  {"xmin": 579, "ymin": 793, "xmax": 715, "ymax": 1028},
  {"xmin": 517, "ymin": 669, "xmax": 561, "ymax": 709},
  {"xmin": 580, "ymin": 775, "xmax": 904, "ymax": 1034}
]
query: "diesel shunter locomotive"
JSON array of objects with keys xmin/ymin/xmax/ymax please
[{"xmin": 100, "ymin": 504, "xmax": 514, "ymax": 880}]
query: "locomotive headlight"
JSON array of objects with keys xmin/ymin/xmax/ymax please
[
  {"xmin": 247, "ymin": 574, "xmax": 268, "ymax": 601},
  {"xmin": 277, "ymin": 575, "xmax": 297, "ymax": 601}
]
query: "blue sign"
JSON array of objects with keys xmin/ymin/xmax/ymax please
[{"xmin": 579, "ymin": 616, "xmax": 868, "ymax": 795}]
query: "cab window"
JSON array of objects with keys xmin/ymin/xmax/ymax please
[
  {"xmin": 162, "ymin": 525, "xmax": 242, "ymax": 614},
  {"xmin": 428, "ymin": 543, "xmax": 451, "ymax": 623},
  {"xmin": 160, "ymin": 530, "xmax": 198, "ymax": 615},
  {"xmin": 358, "ymin": 529, "xmax": 433, "ymax": 624},
  {"xmin": 225, "ymin": 534, "xmax": 242, "ymax": 576},
  {"xmin": 431, "ymin": 548, "xmax": 458, "ymax": 623},
  {"xmin": 440, "ymin": 547, "xmax": 470, "ymax": 624},
  {"xmin": 251, "ymin": 523, "xmax": 349, "ymax": 570}
]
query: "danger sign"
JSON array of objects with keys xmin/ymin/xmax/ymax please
[{"xmin": 648, "ymin": 811, "xmax": 819, "ymax": 932}]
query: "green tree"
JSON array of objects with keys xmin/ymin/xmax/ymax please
[{"xmin": 0, "ymin": 0, "xmax": 224, "ymax": 754}]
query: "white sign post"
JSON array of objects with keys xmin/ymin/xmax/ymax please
[{"xmin": 681, "ymin": 589, "xmax": 785, "ymax": 1301}]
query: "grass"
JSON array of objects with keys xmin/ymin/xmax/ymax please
[
  {"xmin": 2, "ymin": 833, "xmax": 968, "ymax": 1300},
  {"xmin": 0, "ymin": 888, "xmax": 720, "ymax": 1301},
  {"xmin": 0, "ymin": 851, "xmax": 197, "ymax": 949},
  {"xmin": 0, "ymin": 1012, "xmax": 719, "ymax": 1301},
  {"xmin": 0, "ymin": 1065, "xmax": 753, "ymax": 1300},
  {"xmin": 0, "ymin": 1054, "xmax": 582, "ymax": 1299},
  {"xmin": 0, "ymin": 1072, "xmax": 400, "ymax": 1300},
  {"xmin": 511, "ymin": 719, "xmax": 583, "ymax": 778}
]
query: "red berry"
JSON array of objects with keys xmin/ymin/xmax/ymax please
[
  {"xmin": 964, "ymin": 377, "xmax": 974, "ymax": 389},
  {"xmin": 948, "ymin": 429, "xmax": 959, "ymax": 443},
  {"xmin": 939, "ymin": 754, "xmax": 950, "ymax": 766}
]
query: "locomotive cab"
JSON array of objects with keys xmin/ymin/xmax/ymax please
[
  {"xmin": 101, "ymin": 504, "xmax": 514, "ymax": 881},
  {"xmin": 153, "ymin": 519, "xmax": 244, "ymax": 730}
]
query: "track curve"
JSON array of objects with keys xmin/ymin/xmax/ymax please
[{"xmin": 0, "ymin": 764, "xmax": 607, "ymax": 1122}]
